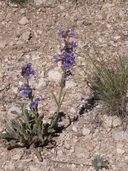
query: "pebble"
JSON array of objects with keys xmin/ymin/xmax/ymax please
[
  {"xmin": 82, "ymin": 127, "xmax": 91, "ymax": 135},
  {"xmin": 117, "ymin": 148, "xmax": 125, "ymax": 155},
  {"xmin": 11, "ymin": 154, "xmax": 22, "ymax": 160},
  {"xmin": 19, "ymin": 17, "xmax": 29, "ymax": 25},
  {"xmin": 113, "ymin": 117, "xmax": 122, "ymax": 127},
  {"xmin": 112, "ymin": 131, "xmax": 128, "ymax": 142},
  {"xmin": 21, "ymin": 31, "xmax": 31, "ymax": 42},
  {"xmin": 48, "ymin": 70, "xmax": 62, "ymax": 83},
  {"xmin": 72, "ymin": 125, "xmax": 77, "ymax": 132},
  {"xmin": 36, "ymin": 78, "xmax": 47, "ymax": 90},
  {"xmin": 65, "ymin": 81, "xmax": 77, "ymax": 89}
]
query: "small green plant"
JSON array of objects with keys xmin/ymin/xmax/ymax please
[
  {"xmin": 87, "ymin": 47, "xmax": 128, "ymax": 118},
  {"xmin": 92, "ymin": 155, "xmax": 108, "ymax": 171},
  {"xmin": 1, "ymin": 30, "xmax": 77, "ymax": 161}
]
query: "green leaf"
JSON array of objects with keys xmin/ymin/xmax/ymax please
[
  {"xmin": 34, "ymin": 148, "xmax": 43, "ymax": 162},
  {"xmin": 50, "ymin": 112, "xmax": 57, "ymax": 128},
  {"xmin": 46, "ymin": 143, "xmax": 54, "ymax": 149},
  {"xmin": 60, "ymin": 91, "xmax": 66, "ymax": 106},
  {"xmin": 48, "ymin": 128, "xmax": 55, "ymax": 133},
  {"xmin": 52, "ymin": 92, "xmax": 58, "ymax": 107},
  {"xmin": 38, "ymin": 133, "xmax": 44, "ymax": 145},
  {"xmin": 22, "ymin": 103, "xmax": 30, "ymax": 129},
  {"xmin": 11, "ymin": 111, "xmax": 22, "ymax": 118},
  {"xmin": 32, "ymin": 136, "xmax": 38, "ymax": 143},
  {"xmin": 1, "ymin": 132, "xmax": 16, "ymax": 140}
]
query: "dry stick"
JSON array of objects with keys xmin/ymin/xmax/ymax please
[{"xmin": 47, "ymin": 157, "xmax": 92, "ymax": 166}]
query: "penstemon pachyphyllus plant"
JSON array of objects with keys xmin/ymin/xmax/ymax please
[
  {"xmin": 1, "ymin": 30, "xmax": 77, "ymax": 162},
  {"xmin": 52, "ymin": 29, "xmax": 78, "ymax": 125}
]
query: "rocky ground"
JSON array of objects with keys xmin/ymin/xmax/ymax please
[{"xmin": 0, "ymin": 0, "xmax": 128, "ymax": 171}]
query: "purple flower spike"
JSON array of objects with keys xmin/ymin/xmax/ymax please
[
  {"xmin": 18, "ymin": 83, "xmax": 32, "ymax": 98},
  {"xmin": 30, "ymin": 97, "xmax": 44, "ymax": 109},
  {"xmin": 70, "ymin": 30, "xmax": 78, "ymax": 39},
  {"xmin": 57, "ymin": 29, "xmax": 77, "ymax": 79},
  {"xmin": 21, "ymin": 63, "xmax": 35, "ymax": 79}
]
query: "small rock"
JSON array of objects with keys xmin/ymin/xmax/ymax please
[
  {"xmin": 19, "ymin": 17, "xmax": 29, "ymax": 25},
  {"xmin": 7, "ymin": 106, "xmax": 22, "ymax": 119},
  {"xmin": 39, "ymin": 71, "xmax": 45, "ymax": 78},
  {"xmin": 104, "ymin": 115, "xmax": 112, "ymax": 128},
  {"xmin": 34, "ymin": 0, "xmax": 43, "ymax": 6},
  {"xmin": 12, "ymin": 87, "xmax": 18, "ymax": 94},
  {"xmin": 113, "ymin": 117, "xmax": 121, "ymax": 127},
  {"xmin": 19, "ymin": 8, "xmax": 26, "ymax": 14},
  {"xmin": 36, "ymin": 78, "xmax": 46, "ymax": 90},
  {"xmin": 55, "ymin": 168, "xmax": 72, "ymax": 171},
  {"xmin": 21, "ymin": 31, "xmax": 31, "ymax": 42},
  {"xmin": 48, "ymin": 70, "xmax": 62, "ymax": 83},
  {"xmin": 4, "ymin": 58, "xmax": 8, "ymax": 62},
  {"xmin": 31, "ymin": 54, "xmax": 40, "ymax": 60},
  {"xmin": 103, "ymin": 3, "xmax": 114, "ymax": 8},
  {"xmin": 0, "ymin": 41, "xmax": 6, "ymax": 49},
  {"xmin": 12, "ymin": 154, "xmax": 22, "ymax": 160},
  {"xmin": 112, "ymin": 131, "xmax": 128, "ymax": 142},
  {"xmin": 72, "ymin": 125, "xmax": 77, "ymax": 132},
  {"xmin": 65, "ymin": 81, "xmax": 77, "ymax": 89},
  {"xmin": 70, "ymin": 107, "xmax": 76, "ymax": 114},
  {"xmin": 82, "ymin": 127, "xmax": 90, "ymax": 135},
  {"xmin": 117, "ymin": 148, "xmax": 125, "ymax": 154}
]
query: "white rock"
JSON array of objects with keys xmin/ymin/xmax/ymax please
[
  {"xmin": 113, "ymin": 117, "xmax": 121, "ymax": 127},
  {"xmin": 70, "ymin": 107, "xmax": 76, "ymax": 114},
  {"xmin": 103, "ymin": 3, "xmax": 114, "ymax": 8},
  {"xmin": 34, "ymin": 0, "xmax": 43, "ymax": 6},
  {"xmin": 65, "ymin": 81, "xmax": 77, "ymax": 89},
  {"xmin": 19, "ymin": 8, "xmax": 26, "ymax": 14},
  {"xmin": 12, "ymin": 154, "xmax": 22, "ymax": 160},
  {"xmin": 48, "ymin": 70, "xmax": 62, "ymax": 83},
  {"xmin": 32, "ymin": 54, "xmax": 40, "ymax": 60},
  {"xmin": 39, "ymin": 71, "xmax": 45, "ymax": 78},
  {"xmin": 7, "ymin": 106, "xmax": 22, "ymax": 119},
  {"xmin": 36, "ymin": 78, "xmax": 46, "ymax": 90},
  {"xmin": 72, "ymin": 125, "xmax": 77, "ymax": 132},
  {"xmin": 0, "ymin": 41, "xmax": 6, "ymax": 49},
  {"xmin": 114, "ymin": 36, "xmax": 120, "ymax": 40},
  {"xmin": 12, "ymin": 87, "xmax": 18, "ymax": 94},
  {"xmin": 4, "ymin": 58, "xmax": 8, "ymax": 62},
  {"xmin": 82, "ymin": 127, "xmax": 90, "ymax": 135},
  {"xmin": 21, "ymin": 31, "xmax": 30, "ymax": 42},
  {"xmin": 19, "ymin": 17, "xmax": 29, "ymax": 25},
  {"xmin": 117, "ymin": 148, "xmax": 125, "ymax": 154},
  {"xmin": 112, "ymin": 131, "xmax": 128, "ymax": 142}
]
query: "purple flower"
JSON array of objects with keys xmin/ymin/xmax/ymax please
[
  {"xmin": 55, "ymin": 58, "xmax": 59, "ymax": 63},
  {"xmin": 59, "ymin": 29, "xmax": 64, "ymax": 36},
  {"xmin": 21, "ymin": 63, "xmax": 35, "ymax": 79},
  {"xmin": 18, "ymin": 83, "xmax": 32, "ymax": 98},
  {"xmin": 70, "ymin": 41, "xmax": 76, "ymax": 49},
  {"xmin": 70, "ymin": 30, "xmax": 78, "ymax": 39},
  {"xmin": 22, "ymin": 87, "xmax": 32, "ymax": 98},
  {"xmin": 30, "ymin": 97, "xmax": 44, "ymax": 109}
]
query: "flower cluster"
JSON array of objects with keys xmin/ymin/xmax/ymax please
[
  {"xmin": 17, "ymin": 64, "xmax": 44, "ymax": 110},
  {"xmin": 30, "ymin": 97, "xmax": 44, "ymax": 110},
  {"xmin": 17, "ymin": 63, "xmax": 35, "ymax": 79},
  {"xmin": 17, "ymin": 83, "xmax": 32, "ymax": 98},
  {"xmin": 56, "ymin": 29, "xmax": 77, "ymax": 73}
]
